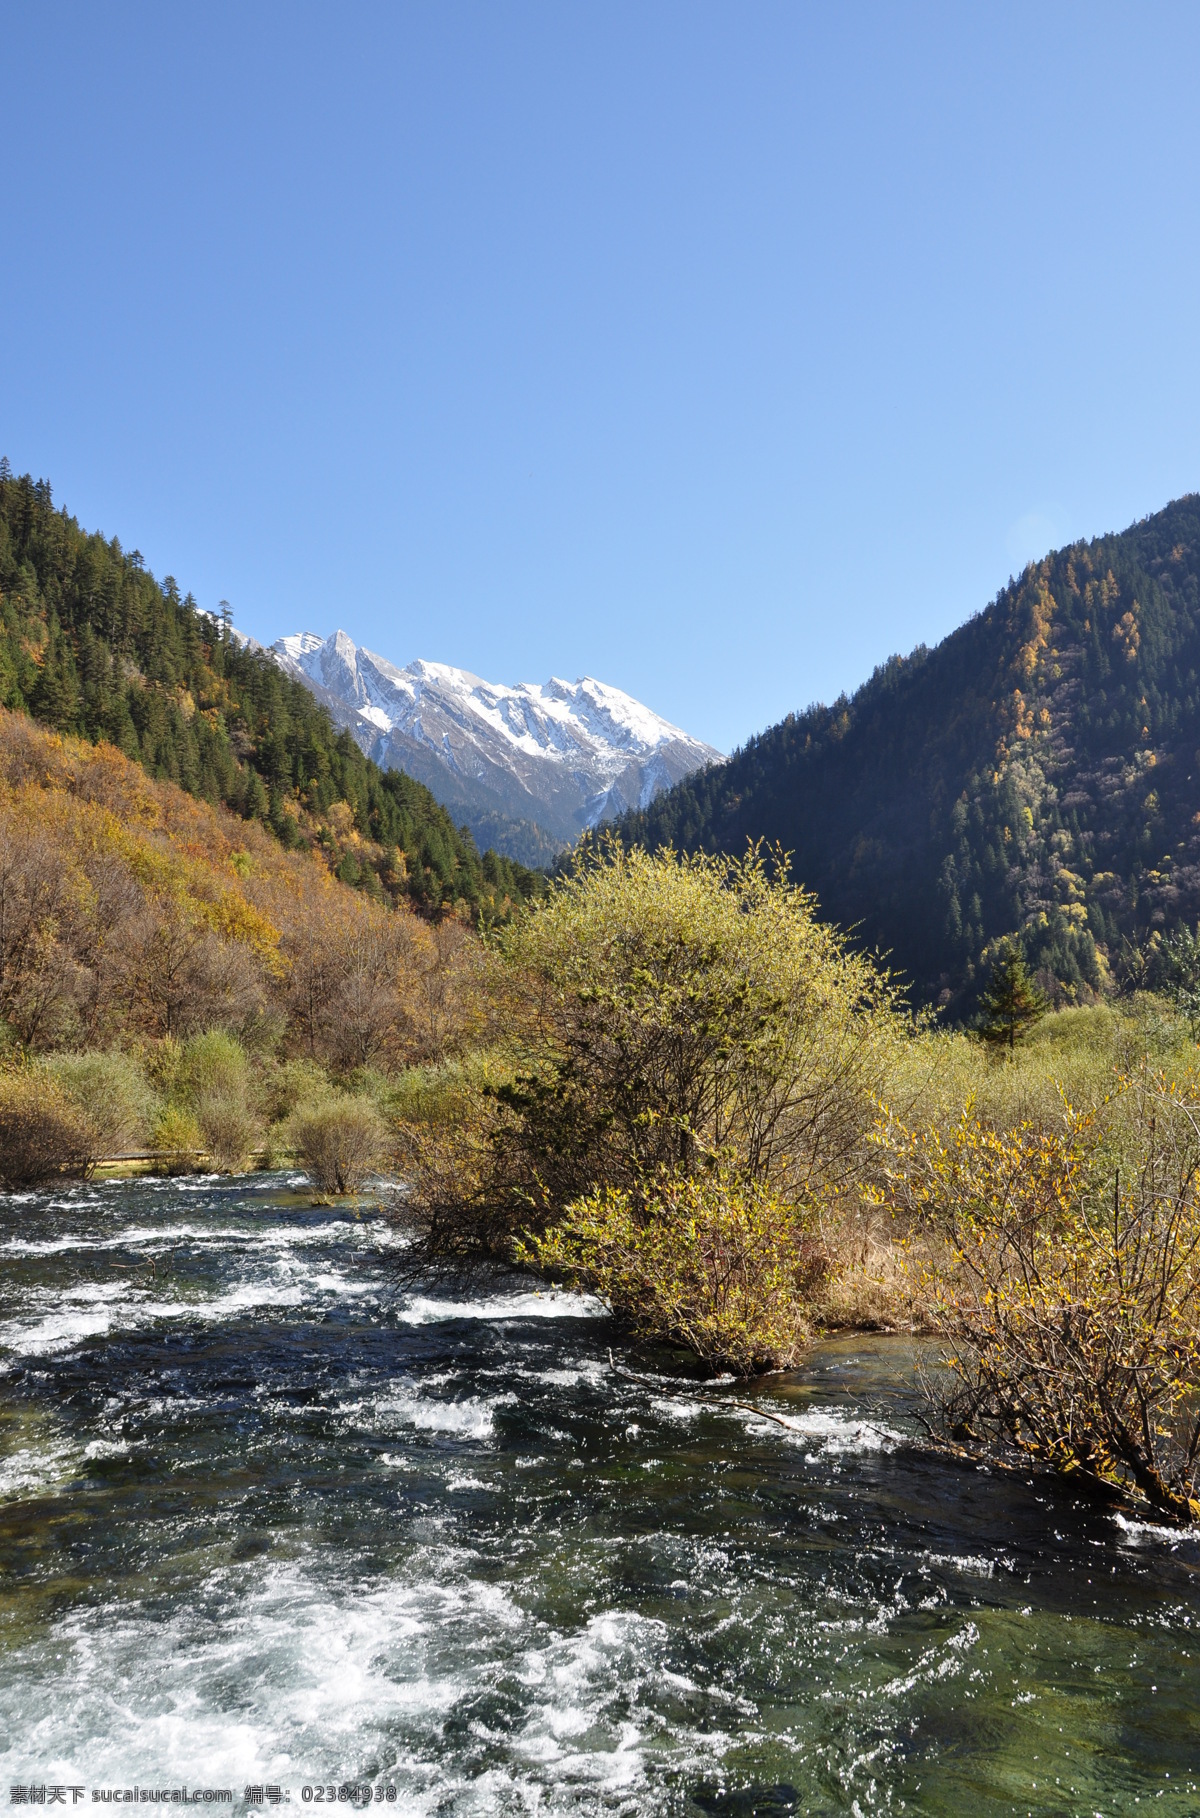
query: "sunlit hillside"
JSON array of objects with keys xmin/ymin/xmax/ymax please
[{"xmin": 0, "ymin": 708, "xmax": 478, "ymax": 1067}]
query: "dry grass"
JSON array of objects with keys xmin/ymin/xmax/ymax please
[{"xmin": 812, "ymin": 1205, "xmax": 930, "ymax": 1331}]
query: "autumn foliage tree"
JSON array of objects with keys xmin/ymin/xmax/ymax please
[
  {"xmin": 491, "ymin": 839, "xmax": 905, "ymax": 1213},
  {"xmin": 872, "ymin": 1071, "xmax": 1200, "ymax": 1523},
  {"xmin": 406, "ymin": 841, "xmax": 906, "ymax": 1374}
]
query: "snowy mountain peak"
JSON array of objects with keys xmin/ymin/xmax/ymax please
[{"xmin": 268, "ymin": 628, "xmax": 721, "ymax": 863}]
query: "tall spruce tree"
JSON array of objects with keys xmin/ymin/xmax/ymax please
[
  {"xmin": 30, "ymin": 618, "xmax": 80, "ymax": 728},
  {"xmin": 976, "ymin": 941, "xmax": 1048, "ymax": 1056}
]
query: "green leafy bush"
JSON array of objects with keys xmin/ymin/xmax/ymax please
[
  {"xmin": 261, "ymin": 1057, "xmax": 330, "ymax": 1124},
  {"xmin": 196, "ymin": 1096, "xmax": 259, "ymax": 1174},
  {"xmin": 177, "ymin": 1030, "xmax": 249, "ymax": 1104},
  {"xmin": 504, "ymin": 840, "xmax": 902, "ymax": 1191},
  {"xmin": 43, "ymin": 1050, "xmax": 156, "ymax": 1156},
  {"xmin": 150, "ymin": 1104, "xmax": 205, "ymax": 1175},
  {"xmin": 147, "ymin": 1031, "xmax": 260, "ymax": 1171},
  {"xmin": 289, "ymin": 1096, "xmax": 386, "ymax": 1195}
]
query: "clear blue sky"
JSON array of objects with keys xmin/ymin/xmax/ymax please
[{"xmin": 3, "ymin": 3, "xmax": 1199, "ymax": 753}]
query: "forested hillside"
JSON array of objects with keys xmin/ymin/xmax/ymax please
[
  {"xmin": 0, "ymin": 709, "xmax": 480, "ymax": 1065},
  {"xmin": 618, "ymin": 494, "xmax": 1200, "ymax": 1009},
  {"xmin": 0, "ymin": 465, "xmax": 541, "ymax": 920}
]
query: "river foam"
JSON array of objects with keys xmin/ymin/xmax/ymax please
[{"xmin": 2, "ymin": 1174, "xmax": 1199, "ymax": 1814}]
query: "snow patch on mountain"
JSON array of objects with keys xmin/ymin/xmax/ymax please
[{"xmin": 267, "ymin": 630, "xmax": 721, "ymax": 858}]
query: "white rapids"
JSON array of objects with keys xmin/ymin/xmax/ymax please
[{"xmin": 0, "ymin": 1173, "xmax": 1197, "ymax": 1814}]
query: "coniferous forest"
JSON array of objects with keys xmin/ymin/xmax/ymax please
[
  {"xmin": 0, "ymin": 464, "xmax": 542, "ymax": 920},
  {"xmin": 617, "ymin": 494, "xmax": 1200, "ymax": 1010}
]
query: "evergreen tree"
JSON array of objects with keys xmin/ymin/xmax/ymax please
[
  {"xmin": 1153, "ymin": 923, "xmax": 1200, "ymax": 1035},
  {"xmin": 976, "ymin": 942, "xmax": 1048, "ymax": 1056},
  {"xmin": 30, "ymin": 618, "xmax": 80, "ymax": 728}
]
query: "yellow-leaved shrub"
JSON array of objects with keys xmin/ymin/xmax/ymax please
[
  {"xmin": 871, "ymin": 1069, "xmax": 1200, "ymax": 1522},
  {"xmin": 0, "ymin": 1067, "xmax": 98, "ymax": 1189},
  {"xmin": 521, "ymin": 1165, "xmax": 828, "ymax": 1375}
]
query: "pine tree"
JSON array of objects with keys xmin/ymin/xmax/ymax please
[
  {"xmin": 30, "ymin": 618, "xmax": 80, "ymax": 728},
  {"xmin": 976, "ymin": 941, "xmax": 1047, "ymax": 1056},
  {"xmin": 242, "ymin": 768, "xmax": 269, "ymax": 823}
]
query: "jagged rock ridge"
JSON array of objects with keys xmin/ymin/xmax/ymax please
[{"xmin": 268, "ymin": 630, "xmax": 721, "ymax": 863}]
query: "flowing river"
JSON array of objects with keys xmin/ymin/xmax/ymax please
[{"xmin": 0, "ymin": 1173, "xmax": 1197, "ymax": 1815}]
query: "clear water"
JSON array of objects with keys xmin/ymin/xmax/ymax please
[{"xmin": 1, "ymin": 1173, "xmax": 1198, "ymax": 1815}]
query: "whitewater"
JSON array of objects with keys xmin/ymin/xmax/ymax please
[{"xmin": 0, "ymin": 1173, "xmax": 1197, "ymax": 1814}]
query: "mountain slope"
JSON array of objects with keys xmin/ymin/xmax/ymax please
[
  {"xmin": 0, "ymin": 705, "xmax": 479, "ymax": 1067},
  {"xmin": 0, "ymin": 468, "xmax": 542, "ymax": 918},
  {"xmin": 268, "ymin": 629, "xmax": 721, "ymax": 863},
  {"xmin": 617, "ymin": 494, "xmax": 1200, "ymax": 1008}
]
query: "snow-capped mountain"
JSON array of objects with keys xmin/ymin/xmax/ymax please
[{"xmin": 268, "ymin": 630, "xmax": 722, "ymax": 862}]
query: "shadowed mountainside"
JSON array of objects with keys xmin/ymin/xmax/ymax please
[{"xmin": 617, "ymin": 494, "xmax": 1200, "ymax": 1008}]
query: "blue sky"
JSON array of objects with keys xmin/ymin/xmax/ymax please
[{"xmin": 3, "ymin": 3, "xmax": 1200, "ymax": 753}]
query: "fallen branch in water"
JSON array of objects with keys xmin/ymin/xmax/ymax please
[{"xmin": 606, "ymin": 1347, "xmax": 812, "ymax": 1432}]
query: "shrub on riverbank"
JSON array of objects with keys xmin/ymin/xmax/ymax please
[
  {"xmin": 150, "ymin": 1103, "xmax": 205, "ymax": 1174},
  {"xmin": 196, "ymin": 1094, "xmax": 259, "ymax": 1173},
  {"xmin": 0, "ymin": 1023, "xmax": 425, "ymax": 1186},
  {"xmin": 144, "ymin": 1031, "xmax": 260, "ymax": 1172},
  {"xmin": 888, "ymin": 997, "xmax": 1195, "ymax": 1139},
  {"xmin": 0, "ymin": 1068, "xmax": 98, "ymax": 1189},
  {"xmin": 403, "ymin": 840, "xmax": 909, "ymax": 1261},
  {"xmin": 521, "ymin": 1163, "xmax": 826, "ymax": 1373},
  {"xmin": 43, "ymin": 1050, "xmax": 156, "ymax": 1156},
  {"xmin": 872, "ymin": 1069, "xmax": 1200, "ymax": 1523},
  {"xmin": 290, "ymin": 1096, "xmax": 386, "ymax": 1194},
  {"xmin": 388, "ymin": 1052, "xmax": 526, "ymax": 1256}
]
